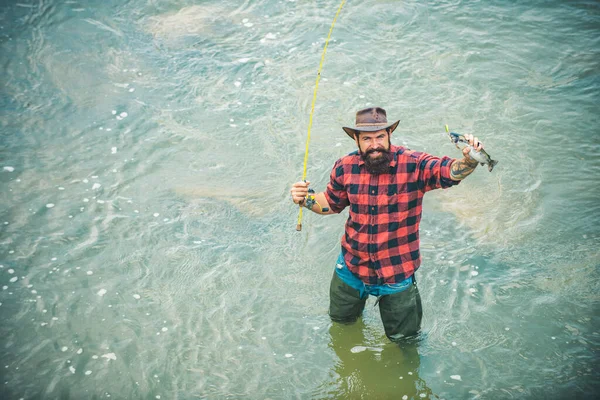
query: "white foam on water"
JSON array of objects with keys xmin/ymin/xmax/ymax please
[
  {"xmin": 134, "ymin": 210, "xmax": 139, "ymax": 213},
  {"xmin": 2, "ymin": 286, "xmax": 7, "ymax": 290},
  {"xmin": 111, "ymin": 147, "xmax": 117, "ymax": 154},
  {"xmin": 77, "ymin": 348, "xmax": 83, "ymax": 354},
  {"xmin": 58, "ymin": 187, "xmax": 65, "ymax": 190},
  {"xmin": 153, "ymin": 213, "xmax": 159, "ymax": 217},
  {"xmin": 420, "ymin": 394, "xmax": 426, "ymax": 398},
  {"xmin": 52, "ymin": 317, "xmax": 58, "ymax": 321},
  {"xmin": 101, "ymin": 353, "xmax": 117, "ymax": 361},
  {"xmin": 87, "ymin": 271, "xmax": 93, "ymax": 275},
  {"xmin": 3, "ymin": 166, "xmax": 15, "ymax": 172},
  {"xmin": 402, "ymin": 396, "xmax": 408, "ymax": 400},
  {"xmin": 51, "ymin": 257, "xmax": 57, "ymax": 261},
  {"xmin": 471, "ymin": 271, "xmax": 479, "ymax": 276},
  {"xmin": 106, "ymin": 128, "xmax": 112, "ymax": 131},
  {"xmin": 97, "ymin": 200, "xmax": 105, "ymax": 204},
  {"xmin": 9, "ymin": 277, "xmax": 17, "ymax": 283},
  {"xmin": 69, "ymin": 366, "xmax": 76, "ymax": 373},
  {"xmin": 285, "ymin": 354, "xmax": 293, "ymax": 358},
  {"xmin": 83, "ymin": 179, "xmax": 89, "ymax": 183},
  {"xmin": 92, "ymin": 355, "xmax": 98, "ymax": 359},
  {"xmin": 61, "ymin": 346, "xmax": 68, "ymax": 352},
  {"xmin": 46, "ymin": 203, "xmax": 55, "ymax": 208},
  {"xmin": 31, "ymin": 290, "xmax": 37, "ymax": 294},
  {"xmin": 469, "ymin": 288, "xmax": 477, "ymax": 293},
  {"xmin": 97, "ymin": 289, "xmax": 107, "ymax": 296},
  {"xmin": 92, "ymin": 183, "xmax": 101, "ymax": 190},
  {"xmin": 234, "ymin": 81, "xmax": 241, "ymax": 87},
  {"xmin": 452, "ymin": 341, "xmax": 457, "ymax": 346},
  {"xmin": 242, "ymin": 18, "xmax": 249, "ymax": 23},
  {"xmin": 133, "ymin": 294, "xmax": 141, "ymax": 299},
  {"xmin": 161, "ymin": 327, "xmax": 168, "ymax": 332},
  {"xmin": 245, "ymin": 22, "xmax": 254, "ymax": 27},
  {"xmin": 129, "ymin": 88, "xmax": 135, "ymax": 92},
  {"xmin": 408, "ymin": 372, "xmax": 413, "ymax": 375},
  {"xmin": 85, "ymin": 370, "xmax": 92, "ymax": 375},
  {"xmin": 505, "ymin": 327, "xmax": 510, "ymax": 331},
  {"xmin": 112, "ymin": 110, "xmax": 117, "ymax": 115},
  {"xmin": 8, "ymin": 269, "xmax": 14, "ymax": 274},
  {"xmin": 120, "ymin": 112, "xmax": 128, "ymax": 118},
  {"xmin": 450, "ymin": 375, "xmax": 462, "ymax": 381},
  {"xmin": 350, "ymin": 346, "xmax": 367, "ymax": 353}
]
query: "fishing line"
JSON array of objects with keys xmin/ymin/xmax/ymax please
[{"xmin": 296, "ymin": 0, "xmax": 347, "ymax": 231}]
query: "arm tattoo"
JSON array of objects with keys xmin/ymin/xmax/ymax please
[{"xmin": 450, "ymin": 158, "xmax": 479, "ymax": 180}]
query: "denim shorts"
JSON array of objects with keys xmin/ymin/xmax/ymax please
[{"xmin": 335, "ymin": 252, "xmax": 414, "ymax": 299}]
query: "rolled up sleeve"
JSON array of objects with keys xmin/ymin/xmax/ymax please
[
  {"xmin": 324, "ymin": 160, "xmax": 349, "ymax": 213},
  {"xmin": 417, "ymin": 153, "xmax": 460, "ymax": 192}
]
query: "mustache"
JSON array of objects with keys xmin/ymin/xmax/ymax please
[{"xmin": 365, "ymin": 147, "xmax": 389, "ymax": 155}]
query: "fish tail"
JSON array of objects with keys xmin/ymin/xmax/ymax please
[{"xmin": 488, "ymin": 159, "xmax": 498, "ymax": 172}]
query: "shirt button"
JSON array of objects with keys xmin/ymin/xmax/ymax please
[{"xmin": 371, "ymin": 190, "xmax": 375, "ymax": 194}]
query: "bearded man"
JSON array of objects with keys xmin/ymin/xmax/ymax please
[{"xmin": 290, "ymin": 107, "xmax": 484, "ymax": 342}]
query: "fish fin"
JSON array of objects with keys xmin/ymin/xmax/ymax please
[{"xmin": 488, "ymin": 160, "xmax": 498, "ymax": 172}]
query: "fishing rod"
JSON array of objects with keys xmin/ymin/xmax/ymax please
[{"xmin": 296, "ymin": 0, "xmax": 347, "ymax": 231}]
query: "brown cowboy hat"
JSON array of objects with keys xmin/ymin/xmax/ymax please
[{"xmin": 342, "ymin": 107, "xmax": 400, "ymax": 139}]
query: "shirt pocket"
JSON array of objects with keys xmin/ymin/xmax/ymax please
[{"xmin": 384, "ymin": 183, "xmax": 415, "ymax": 222}]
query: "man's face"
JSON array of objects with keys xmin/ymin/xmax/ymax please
[
  {"xmin": 355, "ymin": 129, "xmax": 391, "ymax": 158},
  {"xmin": 355, "ymin": 129, "xmax": 393, "ymax": 174}
]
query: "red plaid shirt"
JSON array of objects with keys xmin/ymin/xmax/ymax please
[{"xmin": 324, "ymin": 145, "xmax": 459, "ymax": 285}]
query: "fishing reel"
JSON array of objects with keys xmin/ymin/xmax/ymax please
[{"xmin": 304, "ymin": 188, "xmax": 329, "ymax": 212}]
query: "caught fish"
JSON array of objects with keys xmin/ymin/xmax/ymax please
[{"xmin": 445, "ymin": 125, "xmax": 498, "ymax": 172}]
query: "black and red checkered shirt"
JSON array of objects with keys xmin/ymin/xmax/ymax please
[{"xmin": 324, "ymin": 144, "xmax": 459, "ymax": 285}]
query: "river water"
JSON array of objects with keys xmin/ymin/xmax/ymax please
[{"xmin": 1, "ymin": 0, "xmax": 599, "ymax": 399}]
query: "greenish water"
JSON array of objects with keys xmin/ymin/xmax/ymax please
[{"xmin": 1, "ymin": 0, "xmax": 599, "ymax": 399}]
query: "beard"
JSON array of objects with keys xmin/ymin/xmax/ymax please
[{"xmin": 360, "ymin": 146, "xmax": 392, "ymax": 174}]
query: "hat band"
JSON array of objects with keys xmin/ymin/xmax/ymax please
[{"xmin": 356, "ymin": 122, "xmax": 389, "ymax": 127}]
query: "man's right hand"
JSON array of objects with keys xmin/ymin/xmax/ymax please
[{"xmin": 290, "ymin": 180, "xmax": 311, "ymax": 205}]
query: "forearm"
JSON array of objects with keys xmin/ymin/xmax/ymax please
[
  {"xmin": 300, "ymin": 192, "xmax": 335, "ymax": 215},
  {"xmin": 450, "ymin": 157, "xmax": 479, "ymax": 181}
]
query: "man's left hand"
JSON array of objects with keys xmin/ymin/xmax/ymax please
[{"xmin": 462, "ymin": 133, "xmax": 483, "ymax": 165}]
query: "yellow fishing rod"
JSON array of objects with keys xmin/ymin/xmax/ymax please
[{"xmin": 296, "ymin": 0, "xmax": 347, "ymax": 231}]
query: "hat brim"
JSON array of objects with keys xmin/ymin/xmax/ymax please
[{"xmin": 342, "ymin": 120, "xmax": 400, "ymax": 139}]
